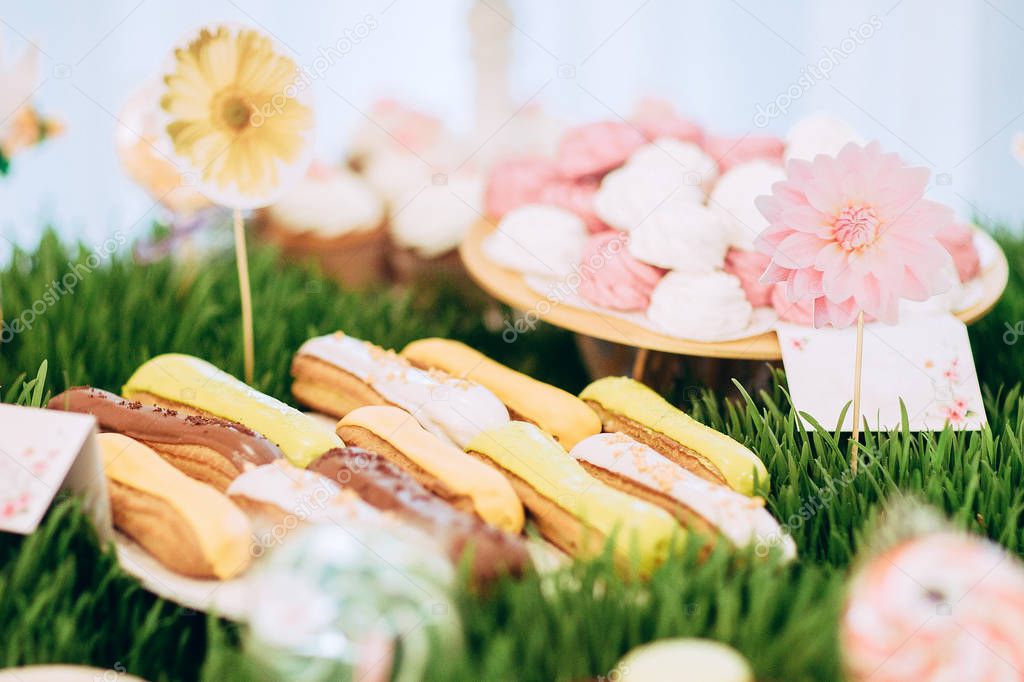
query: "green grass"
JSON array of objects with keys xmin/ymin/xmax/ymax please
[{"xmin": 2, "ymin": 225, "xmax": 1023, "ymax": 681}]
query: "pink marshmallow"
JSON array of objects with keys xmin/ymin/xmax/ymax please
[
  {"xmin": 724, "ymin": 249, "xmax": 773, "ymax": 307},
  {"xmin": 537, "ymin": 176, "xmax": 609, "ymax": 234},
  {"xmin": 935, "ymin": 223, "xmax": 981, "ymax": 283},
  {"xmin": 556, "ymin": 121, "xmax": 646, "ymax": 179},
  {"xmin": 484, "ymin": 157, "xmax": 560, "ymax": 218},
  {"xmin": 578, "ymin": 231, "xmax": 666, "ymax": 311},
  {"xmin": 704, "ymin": 134, "xmax": 784, "ymax": 173}
]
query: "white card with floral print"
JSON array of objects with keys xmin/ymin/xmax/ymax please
[
  {"xmin": 0, "ymin": 405, "xmax": 112, "ymax": 537},
  {"xmin": 776, "ymin": 304, "xmax": 986, "ymax": 432}
]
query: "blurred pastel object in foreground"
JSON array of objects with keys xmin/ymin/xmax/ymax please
[
  {"xmin": 0, "ymin": 38, "xmax": 61, "ymax": 172},
  {"xmin": 116, "ymin": 80, "xmax": 211, "ymax": 215},
  {"xmin": 841, "ymin": 505, "xmax": 1024, "ymax": 682},
  {"xmin": 935, "ymin": 223, "xmax": 981, "ymax": 283},
  {"xmin": 578, "ymin": 231, "xmax": 666, "ymax": 311},
  {"xmin": 614, "ymin": 638, "xmax": 754, "ymax": 682},
  {"xmin": 244, "ymin": 524, "xmax": 461, "ymax": 682}
]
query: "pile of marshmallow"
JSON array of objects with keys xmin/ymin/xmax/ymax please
[{"xmin": 482, "ymin": 106, "xmax": 982, "ymax": 340}]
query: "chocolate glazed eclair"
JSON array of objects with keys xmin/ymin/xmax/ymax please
[
  {"xmin": 310, "ymin": 447, "xmax": 531, "ymax": 584},
  {"xmin": 49, "ymin": 387, "xmax": 283, "ymax": 491}
]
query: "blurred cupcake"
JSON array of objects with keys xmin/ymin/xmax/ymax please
[
  {"xmin": 578, "ymin": 231, "xmax": 666, "ymax": 311},
  {"xmin": 261, "ymin": 162, "xmax": 387, "ymax": 288},
  {"xmin": 347, "ymin": 98, "xmax": 442, "ymax": 172},
  {"xmin": 387, "ymin": 171, "xmax": 485, "ymax": 284}
]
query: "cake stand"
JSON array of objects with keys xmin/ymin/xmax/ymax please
[{"xmin": 460, "ymin": 220, "xmax": 1009, "ymax": 384}]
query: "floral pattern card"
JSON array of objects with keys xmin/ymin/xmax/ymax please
[
  {"xmin": 776, "ymin": 305, "xmax": 986, "ymax": 432},
  {"xmin": 0, "ymin": 405, "xmax": 111, "ymax": 537}
]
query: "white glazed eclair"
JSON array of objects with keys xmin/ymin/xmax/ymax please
[
  {"xmin": 571, "ymin": 433, "xmax": 794, "ymax": 559},
  {"xmin": 291, "ymin": 332, "xmax": 510, "ymax": 448}
]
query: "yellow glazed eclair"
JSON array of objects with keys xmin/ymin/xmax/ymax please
[
  {"xmin": 122, "ymin": 354, "xmax": 342, "ymax": 468},
  {"xmin": 337, "ymin": 406, "xmax": 524, "ymax": 533},
  {"xmin": 465, "ymin": 421, "xmax": 680, "ymax": 574},
  {"xmin": 579, "ymin": 377, "xmax": 769, "ymax": 496},
  {"xmin": 401, "ymin": 337, "xmax": 602, "ymax": 449},
  {"xmin": 99, "ymin": 433, "xmax": 252, "ymax": 579}
]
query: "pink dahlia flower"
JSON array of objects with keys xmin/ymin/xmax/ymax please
[{"xmin": 754, "ymin": 142, "xmax": 955, "ymax": 328}]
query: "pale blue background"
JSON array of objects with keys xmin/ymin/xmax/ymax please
[{"xmin": 1, "ymin": 0, "xmax": 1023, "ymax": 257}]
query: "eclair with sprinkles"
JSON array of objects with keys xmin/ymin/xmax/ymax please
[
  {"xmin": 466, "ymin": 421, "xmax": 681, "ymax": 575},
  {"xmin": 579, "ymin": 377, "xmax": 769, "ymax": 496},
  {"xmin": 227, "ymin": 459, "xmax": 394, "ymax": 537},
  {"xmin": 336, "ymin": 406, "xmax": 524, "ymax": 533},
  {"xmin": 122, "ymin": 354, "xmax": 342, "ymax": 468},
  {"xmin": 310, "ymin": 446, "xmax": 531, "ymax": 583},
  {"xmin": 49, "ymin": 386, "xmax": 283, "ymax": 491},
  {"xmin": 571, "ymin": 433, "xmax": 794, "ymax": 560},
  {"xmin": 291, "ymin": 332, "xmax": 510, "ymax": 448},
  {"xmin": 401, "ymin": 337, "xmax": 601, "ymax": 449},
  {"xmin": 99, "ymin": 433, "xmax": 252, "ymax": 580}
]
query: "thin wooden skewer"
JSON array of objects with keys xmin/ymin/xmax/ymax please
[
  {"xmin": 233, "ymin": 208, "xmax": 254, "ymax": 384},
  {"xmin": 632, "ymin": 347, "xmax": 650, "ymax": 382},
  {"xmin": 850, "ymin": 311, "xmax": 865, "ymax": 473}
]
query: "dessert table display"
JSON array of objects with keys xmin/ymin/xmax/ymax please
[
  {"xmin": 2, "ymin": 210, "xmax": 1024, "ymax": 680},
  {"xmin": 462, "ymin": 219, "xmax": 1007, "ymax": 361},
  {"xmin": 4, "ymin": 13, "xmax": 1024, "ymax": 682}
]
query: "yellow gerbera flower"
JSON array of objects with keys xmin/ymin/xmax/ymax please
[{"xmin": 161, "ymin": 26, "xmax": 312, "ymax": 200}]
